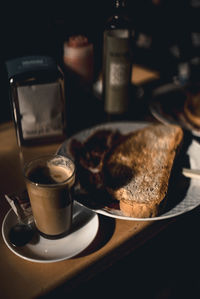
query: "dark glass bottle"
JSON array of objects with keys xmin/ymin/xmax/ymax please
[{"xmin": 103, "ymin": 0, "xmax": 133, "ymax": 121}]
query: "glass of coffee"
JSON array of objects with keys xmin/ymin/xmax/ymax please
[{"xmin": 24, "ymin": 155, "xmax": 76, "ymax": 239}]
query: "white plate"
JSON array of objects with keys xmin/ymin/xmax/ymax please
[
  {"xmin": 149, "ymin": 83, "xmax": 200, "ymax": 137},
  {"xmin": 57, "ymin": 121, "xmax": 200, "ymax": 221},
  {"xmin": 2, "ymin": 201, "xmax": 99, "ymax": 263}
]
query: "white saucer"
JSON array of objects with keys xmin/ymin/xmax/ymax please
[{"xmin": 2, "ymin": 201, "xmax": 99, "ymax": 263}]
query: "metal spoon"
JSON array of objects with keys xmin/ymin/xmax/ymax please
[
  {"xmin": 9, "ymin": 222, "xmax": 36, "ymax": 247},
  {"xmin": 4, "ymin": 194, "xmax": 36, "ymax": 247}
]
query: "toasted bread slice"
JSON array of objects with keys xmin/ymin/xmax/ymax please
[{"xmin": 104, "ymin": 123, "xmax": 183, "ymax": 218}]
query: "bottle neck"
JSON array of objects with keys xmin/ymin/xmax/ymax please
[
  {"xmin": 105, "ymin": 0, "xmax": 131, "ymax": 31},
  {"xmin": 114, "ymin": 0, "xmax": 126, "ymax": 8},
  {"xmin": 113, "ymin": 0, "xmax": 127, "ymax": 14}
]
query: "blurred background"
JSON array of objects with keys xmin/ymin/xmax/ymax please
[{"xmin": 1, "ymin": 0, "xmax": 200, "ymax": 123}]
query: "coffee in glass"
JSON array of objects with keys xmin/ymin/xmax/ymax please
[{"xmin": 24, "ymin": 155, "xmax": 75, "ymax": 238}]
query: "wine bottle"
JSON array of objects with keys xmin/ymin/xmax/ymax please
[{"xmin": 103, "ymin": 0, "xmax": 133, "ymax": 120}]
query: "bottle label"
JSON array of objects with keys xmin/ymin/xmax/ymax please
[
  {"xmin": 110, "ymin": 62, "xmax": 130, "ymax": 86},
  {"xmin": 104, "ymin": 29, "xmax": 132, "ymax": 114}
]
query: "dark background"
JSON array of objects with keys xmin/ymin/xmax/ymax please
[
  {"xmin": 1, "ymin": 2, "xmax": 200, "ymax": 297},
  {"xmin": 1, "ymin": 0, "xmax": 200, "ymax": 123}
]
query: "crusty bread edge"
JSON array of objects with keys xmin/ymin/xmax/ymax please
[
  {"xmin": 113, "ymin": 125, "xmax": 183, "ymax": 218},
  {"xmin": 120, "ymin": 199, "xmax": 160, "ymax": 218}
]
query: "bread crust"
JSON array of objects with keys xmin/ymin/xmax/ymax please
[
  {"xmin": 119, "ymin": 199, "xmax": 159, "ymax": 218},
  {"xmin": 104, "ymin": 124, "xmax": 183, "ymax": 218}
]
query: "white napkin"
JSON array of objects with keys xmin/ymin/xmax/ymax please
[{"xmin": 188, "ymin": 139, "xmax": 200, "ymax": 169}]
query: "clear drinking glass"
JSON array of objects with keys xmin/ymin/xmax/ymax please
[{"xmin": 24, "ymin": 155, "xmax": 76, "ymax": 239}]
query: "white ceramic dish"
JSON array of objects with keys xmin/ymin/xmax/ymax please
[
  {"xmin": 2, "ymin": 201, "xmax": 99, "ymax": 263},
  {"xmin": 58, "ymin": 121, "xmax": 200, "ymax": 221}
]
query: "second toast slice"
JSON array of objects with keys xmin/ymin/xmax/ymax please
[{"xmin": 104, "ymin": 123, "xmax": 183, "ymax": 218}]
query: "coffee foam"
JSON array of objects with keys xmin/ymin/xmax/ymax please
[
  {"xmin": 46, "ymin": 164, "xmax": 72, "ymax": 183},
  {"xmin": 27, "ymin": 156, "xmax": 75, "ymax": 185}
]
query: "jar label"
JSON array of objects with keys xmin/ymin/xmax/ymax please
[{"xmin": 17, "ymin": 82, "xmax": 63, "ymax": 139}]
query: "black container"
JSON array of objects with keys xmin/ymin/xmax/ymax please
[{"xmin": 6, "ymin": 56, "xmax": 66, "ymax": 146}]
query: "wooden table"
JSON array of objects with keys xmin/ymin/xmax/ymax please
[{"xmin": 0, "ymin": 66, "xmax": 197, "ymax": 298}]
